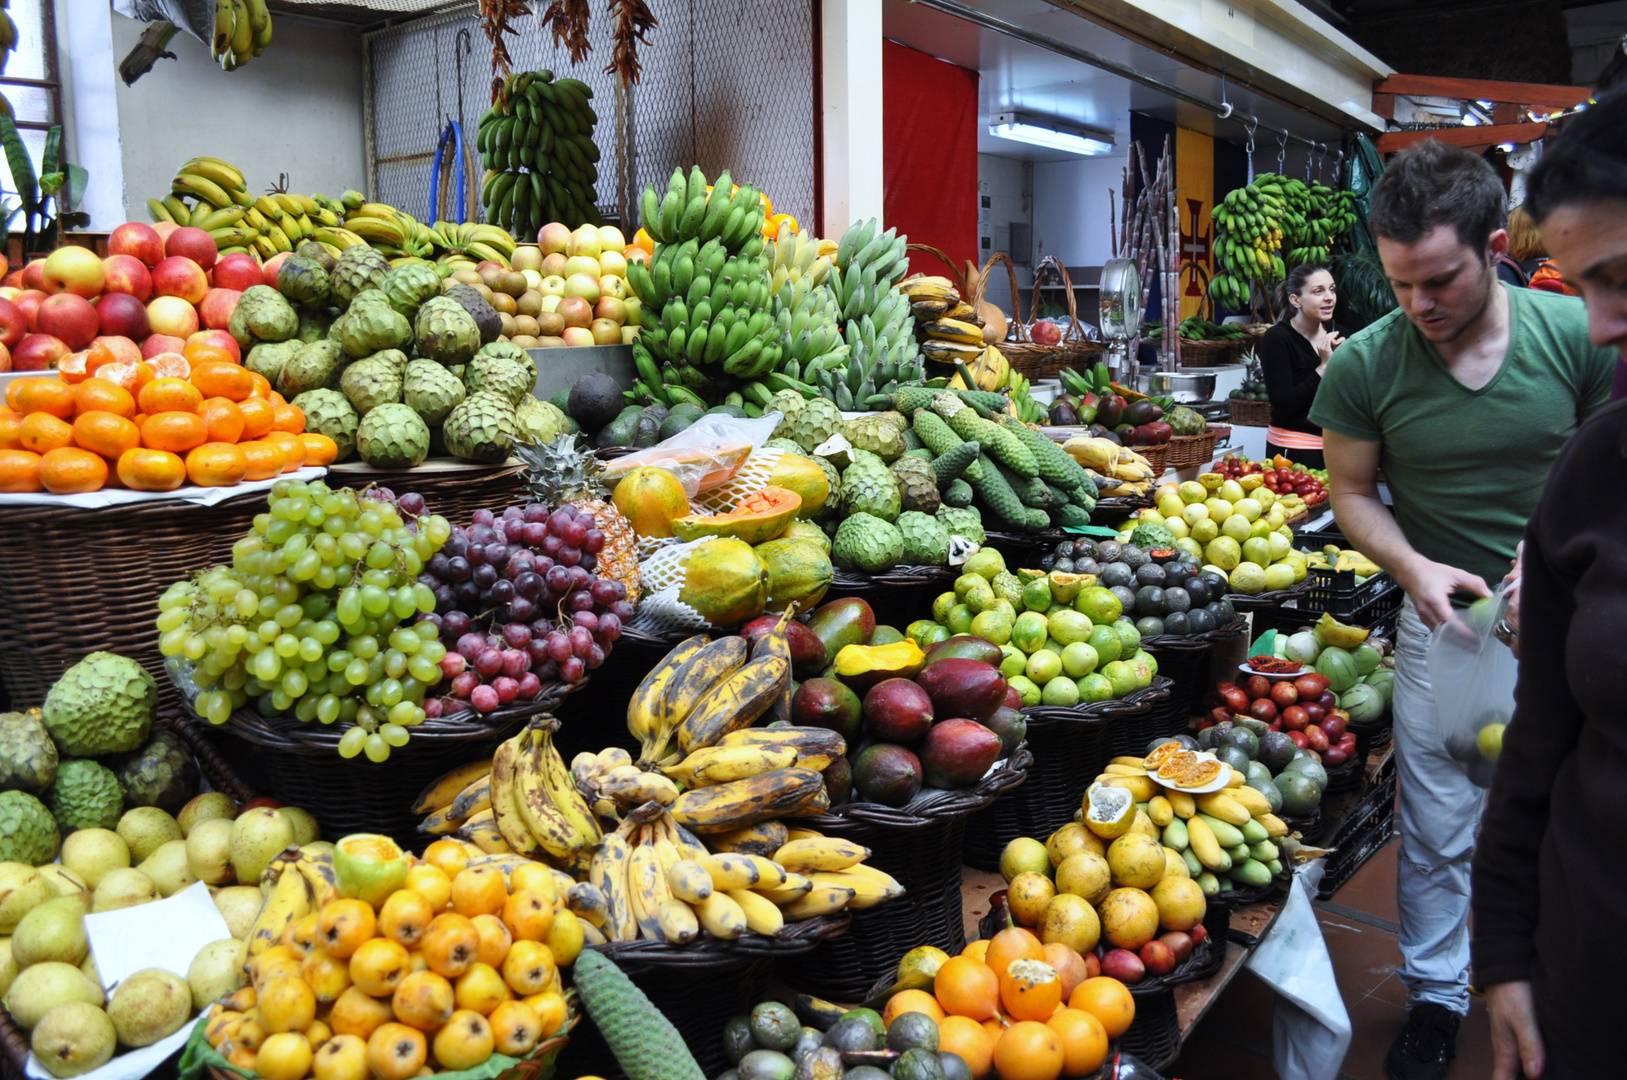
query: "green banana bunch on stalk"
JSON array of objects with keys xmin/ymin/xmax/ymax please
[
  {"xmin": 1210, "ymin": 173, "xmax": 1359, "ymax": 311},
  {"xmin": 639, "ymin": 165, "xmax": 769, "ymax": 248},
  {"xmin": 1277, "ymin": 177, "xmax": 1358, "ymax": 267},
  {"xmin": 806, "ymin": 218, "xmax": 922, "ymax": 411},
  {"xmin": 477, "ymin": 69, "xmax": 602, "ymax": 239},
  {"xmin": 210, "ymin": 0, "xmax": 272, "ymax": 71}
]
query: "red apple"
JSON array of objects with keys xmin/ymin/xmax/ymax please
[
  {"xmin": 187, "ymin": 329, "xmax": 241, "ymax": 362},
  {"xmin": 261, "ymin": 252, "xmax": 292, "ymax": 288},
  {"xmin": 41, "ymin": 246, "xmax": 105, "ymax": 298},
  {"xmin": 561, "ymin": 326, "xmax": 595, "ymax": 347},
  {"xmin": 101, "ymin": 255, "xmax": 153, "ymax": 302},
  {"xmin": 213, "ymin": 253, "xmax": 262, "ymax": 292},
  {"xmin": 557, "ymin": 296, "xmax": 592, "ymax": 329},
  {"xmin": 0, "ymin": 342, "xmax": 11, "ymax": 371},
  {"xmin": 151, "ymin": 257, "xmax": 208, "ymax": 305},
  {"xmin": 21, "ymin": 260, "xmax": 46, "ymax": 293},
  {"xmin": 13, "ymin": 290, "xmax": 45, "ymax": 332},
  {"xmin": 91, "ymin": 336, "xmax": 141, "ymax": 366},
  {"xmin": 199, "ymin": 287, "xmax": 242, "ymax": 331},
  {"xmin": 593, "ymin": 296, "xmax": 627, "ymax": 324},
  {"xmin": 589, "ymin": 317, "xmax": 621, "ymax": 345},
  {"xmin": 94, "ymin": 292, "xmax": 150, "ymax": 340},
  {"xmin": 141, "ymin": 333, "xmax": 188, "ymax": 359},
  {"xmin": 35, "ymin": 293, "xmax": 99, "ymax": 349},
  {"xmin": 146, "ymin": 295, "xmax": 200, "ymax": 338},
  {"xmin": 12, "ymin": 333, "xmax": 69, "ymax": 370},
  {"xmin": 165, "ymin": 226, "xmax": 217, "ymax": 271},
  {"xmin": 109, "ymin": 221, "xmax": 166, "ymax": 267},
  {"xmin": 0, "ymin": 297, "xmax": 25, "ymax": 349}
]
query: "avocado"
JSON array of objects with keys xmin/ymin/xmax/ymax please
[
  {"xmin": 937, "ymin": 1051, "xmax": 973, "ymax": 1080},
  {"xmin": 823, "ymin": 1017, "xmax": 880, "ymax": 1054},
  {"xmin": 1283, "ymin": 755, "xmax": 1328, "ymax": 789},
  {"xmin": 1135, "ymin": 564, "xmax": 1166, "ymax": 587},
  {"xmin": 633, "ymin": 412, "xmax": 661, "ymax": 446},
  {"xmin": 568, "ymin": 372, "xmax": 625, "ymax": 433},
  {"xmin": 738, "ymin": 1050, "xmax": 797, "ymax": 1080},
  {"xmin": 1274, "ymin": 772, "xmax": 1321, "ymax": 816},
  {"xmin": 549, "ymin": 388, "xmax": 572, "ymax": 413},
  {"xmin": 1099, "ymin": 563, "xmax": 1134, "ymax": 589},
  {"xmin": 725, "ymin": 1015, "xmax": 757, "ymax": 1064},
  {"xmin": 1135, "ymin": 586, "xmax": 1167, "ymax": 616},
  {"xmin": 1257, "ymin": 731, "xmax": 1298, "ymax": 773},
  {"xmin": 644, "ymin": 403, "xmax": 671, "ymax": 422},
  {"xmin": 595, "ymin": 411, "xmax": 643, "ymax": 448},
  {"xmin": 659, "ymin": 403, "xmax": 705, "ymax": 441},
  {"xmin": 892, "ymin": 1048, "xmax": 946, "ymax": 1080},
  {"xmin": 1162, "ymin": 611, "xmax": 1190, "ymax": 636},
  {"xmin": 1187, "ymin": 608, "xmax": 1216, "ymax": 634},
  {"xmin": 708, "ymin": 404, "xmax": 748, "ymax": 418},
  {"xmin": 1219, "ymin": 727, "xmax": 1259, "ymax": 759},
  {"xmin": 751, "ymin": 1002, "xmax": 801, "ymax": 1052},
  {"xmin": 885, "ymin": 1013, "xmax": 940, "ymax": 1053},
  {"xmin": 1135, "ymin": 616, "xmax": 1165, "ymax": 638},
  {"xmin": 1216, "ymin": 744, "xmax": 1250, "ymax": 774},
  {"xmin": 1248, "ymin": 775, "xmax": 1284, "ymax": 812}
]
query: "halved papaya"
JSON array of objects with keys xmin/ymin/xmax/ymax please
[{"xmin": 671, "ymin": 485, "xmax": 803, "ymax": 545}]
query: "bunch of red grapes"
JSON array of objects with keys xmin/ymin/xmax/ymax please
[{"xmin": 418, "ymin": 504, "xmax": 630, "ymax": 715}]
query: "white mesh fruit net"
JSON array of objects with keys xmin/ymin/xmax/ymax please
[{"xmin": 629, "ymin": 539, "xmax": 713, "ymax": 633}]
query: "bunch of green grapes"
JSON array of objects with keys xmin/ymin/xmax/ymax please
[{"xmin": 156, "ymin": 479, "xmax": 454, "ymax": 762}]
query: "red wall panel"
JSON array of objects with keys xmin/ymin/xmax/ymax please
[{"xmin": 883, "ymin": 41, "xmax": 979, "ymax": 272}]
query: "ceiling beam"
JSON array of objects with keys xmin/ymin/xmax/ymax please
[
  {"xmin": 1373, "ymin": 119, "xmax": 1549, "ymax": 152},
  {"xmin": 1372, "ymin": 74, "xmax": 1591, "ymax": 108}
]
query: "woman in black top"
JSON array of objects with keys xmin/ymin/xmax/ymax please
[{"xmin": 1255, "ymin": 264, "xmax": 1345, "ymax": 468}]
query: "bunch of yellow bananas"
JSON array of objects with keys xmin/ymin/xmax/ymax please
[
  {"xmin": 240, "ymin": 846, "xmax": 340, "ymax": 969},
  {"xmin": 626, "ymin": 624, "xmax": 793, "ymax": 770},
  {"xmin": 210, "ymin": 0, "xmax": 272, "ymax": 71},
  {"xmin": 902, "ymin": 275, "xmax": 991, "ymax": 368},
  {"xmin": 148, "ymin": 157, "xmax": 345, "ymax": 261}
]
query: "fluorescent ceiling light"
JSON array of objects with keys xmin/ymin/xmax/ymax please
[{"xmin": 989, "ymin": 112, "xmax": 1115, "ymax": 156}]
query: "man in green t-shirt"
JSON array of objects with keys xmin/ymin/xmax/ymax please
[{"xmin": 1308, "ymin": 140, "xmax": 1615, "ymax": 1080}]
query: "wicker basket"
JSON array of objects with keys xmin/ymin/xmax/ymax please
[
  {"xmin": 776, "ymin": 747, "xmax": 1032, "ymax": 1001},
  {"xmin": 978, "ymin": 253, "xmax": 1105, "ymax": 380},
  {"xmin": 962, "ymin": 680, "xmax": 1172, "ymax": 872},
  {"xmin": 325, "ymin": 459, "xmax": 528, "ymax": 524},
  {"xmin": 1177, "ymin": 336, "xmax": 1251, "ymax": 367},
  {"xmin": 1165, "ymin": 432, "xmax": 1218, "ymax": 470},
  {"xmin": 1105, "ymin": 678, "xmax": 1196, "ymax": 759},
  {"xmin": 824, "ymin": 565, "xmax": 955, "ymax": 629},
  {"xmin": 1140, "ymin": 617, "xmax": 1249, "ymax": 721},
  {"xmin": 1133, "ymin": 442, "xmax": 1171, "ymax": 474},
  {"xmin": 1121, "ymin": 983, "xmax": 1182, "ymax": 1071},
  {"xmin": 1227, "ymin": 397, "xmax": 1272, "ymax": 427},
  {"xmin": 1092, "ymin": 494, "xmax": 1153, "ymax": 517}
]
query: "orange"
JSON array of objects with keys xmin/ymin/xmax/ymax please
[
  {"xmin": 348, "ymin": 937, "xmax": 411, "ymax": 998},
  {"xmin": 197, "ymin": 397, "xmax": 246, "ymax": 443},
  {"xmin": 19, "ymin": 412, "xmax": 73, "ymax": 454},
  {"xmin": 991, "ymin": 1020, "xmax": 1065, "ymax": 1080},
  {"xmin": 239, "ymin": 440, "xmax": 285, "ymax": 481},
  {"xmin": 237, "ymin": 396, "xmax": 275, "ymax": 439},
  {"xmin": 938, "ymin": 1015, "xmax": 995, "ymax": 1079},
  {"xmin": 261, "ymin": 430, "xmax": 306, "ymax": 471},
  {"xmin": 985, "ymin": 926, "xmax": 1045, "ymax": 980},
  {"xmin": 317, "ymin": 899, "xmax": 376, "ymax": 959},
  {"xmin": 191, "ymin": 360, "xmax": 255, "ymax": 401},
  {"xmin": 116, "ymin": 447, "xmax": 186, "ymax": 491},
  {"xmin": 391, "ymin": 970, "xmax": 454, "ymax": 1032},
  {"xmin": 488, "ymin": 1000, "xmax": 541, "ymax": 1056},
  {"xmin": 881, "ymin": 988, "xmax": 946, "ymax": 1027},
  {"xmin": 72, "ymin": 411, "xmax": 141, "ymax": 459},
  {"xmin": 138, "ymin": 376, "xmax": 203, "ymax": 415},
  {"xmin": 186, "ymin": 442, "xmax": 249, "ymax": 486},
  {"xmin": 0, "ymin": 449, "xmax": 42, "ymax": 492},
  {"xmin": 961, "ymin": 939, "xmax": 991, "ymax": 963},
  {"xmin": 999, "ymin": 959, "xmax": 1062, "ymax": 1022},
  {"xmin": 1068, "ymin": 977, "xmax": 1135, "ymax": 1039},
  {"xmin": 245, "ymin": 369, "xmax": 272, "ymax": 398},
  {"xmin": 471, "ymin": 913, "xmax": 513, "ymax": 969},
  {"xmin": 365, "ymin": 1023, "xmax": 426, "ymax": 1080},
  {"xmin": 451, "ymin": 866, "xmax": 509, "ymax": 919},
  {"xmin": 12, "ymin": 378, "xmax": 76, "ymax": 418},
  {"xmin": 378, "ymin": 889, "xmax": 434, "ymax": 949},
  {"xmin": 149, "ymin": 353, "xmax": 191, "ymax": 379},
  {"xmin": 184, "ymin": 341, "xmax": 241, "ymax": 371},
  {"xmin": 0, "ymin": 410, "xmax": 22, "ymax": 449},
  {"xmin": 631, "ymin": 227, "xmax": 655, "ymax": 254},
  {"xmin": 935, "ymin": 955, "xmax": 1001, "ymax": 1021},
  {"xmin": 268, "ymin": 390, "xmax": 287, "ymax": 406},
  {"xmin": 141, "ymin": 410, "xmax": 208, "ymax": 454},
  {"xmin": 271, "ymin": 403, "xmax": 306, "ymax": 434},
  {"xmin": 54, "ymin": 352, "xmax": 89, "ymax": 384},
  {"xmin": 299, "ymin": 432, "xmax": 339, "ymax": 466},
  {"xmin": 96, "ymin": 360, "xmax": 154, "ymax": 394},
  {"xmin": 422, "ymin": 839, "xmax": 472, "ymax": 878},
  {"xmin": 421, "ymin": 913, "xmax": 480, "ymax": 978},
  {"xmin": 74, "ymin": 378, "xmax": 136, "ymax": 418},
  {"xmin": 1046, "ymin": 1009, "xmax": 1109, "ymax": 1077}
]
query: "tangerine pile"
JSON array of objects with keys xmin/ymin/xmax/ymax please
[
  {"xmin": 880, "ymin": 927, "xmax": 1134, "ymax": 1080},
  {"xmin": 204, "ymin": 839, "xmax": 583, "ymax": 1080},
  {"xmin": 0, "ymin": 345, "xmax": 333, "ymax": 495}
]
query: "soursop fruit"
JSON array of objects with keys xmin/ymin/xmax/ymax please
[
  {"xmin": 330, "ymin": 245, "xmax": 390, "ymax": 308},
  {"xmin": 891, "ymin": 455, "xmax": 941, "ymax": 515},
  {"xmin": 514, "ymin": 397, "xmax": 569, "ymax": 444},
  {"xmin": 275, "ymin": 339, "xmax": 346, "ymax": 398},
  {"xmin": 845, "ymin": 415, "xmax": 904, "ymax": 462},
  {"xmin": 442, "ymin": 282, "xmax": 502, "ymax": 345},
  {"xmin": 442, "ymin": 392, "xmax": 517, "ymax": 463},
  {"xmin": 898, "ymin": 511, "xmax": 950, "ymax": 566},
  {"xmin": 1167, "ymin": 406, "xmax": 1206, "ymax": 437},
  {"xmin": 228, "ymin": 286, "xmax": 298, "ymax": 348},
  {"xmin": 290, "ymin": 389, "xmax": 359, "ymax": 461},
  {"xmin": 335, "ymin": 292, "xmax": 412, "ymax": 358},
  {"xmin": 841, "ymin": 449, "xmax": 901, "ymax": 522},
  {"xmin": 356, "ymin": 403, "xmax": 431, "ymax": 469},
  {"xmin": 340, "ymin": 354, "xmax": 405, "ymax": 415},
  {"xmin": 936, "ymin": 505, "xmax": 986, "ymax": 545},
  {"xmin": 294, "ymin": 239, "xmax": 336, "ymax": 273},
  {"xmin": 46, "ymin": 759, "xmax": 124, "ymax": 832},
  {"xmin": 462, "ymin": 354, "xmax": 532, "ymax": 405},
  {"xmin": 113, "ymin": 731, "xmax": 198, "ymax": 814},
  {"xmin": 244, "ymin": 340, "xmax": 300, "ymax": 386},
  {"xmin": 416, "ymin": 296, "xmax": 481, "ymax": 365},
  {"xmin": 42, "ymin": 653, "xmax": 154, "ymax": 757},
  {"xmin": 276, "ymin": 255, "xmax": 331, "ymax": 308},
  {"xmin": 0, "ymin": 710, "xmax": 57, "ymax": 794},
  {"xmin": 380, "ymin": 263, "xmax": 443, "ymax": 321},
  {"xmin": 831, "ymin": 513, "xmax": 905, "ymax": 573},
  {"xmin": 0, "ymin": 791, "xmax": 59, "ymax": 865},
  {"xmin": 401, "ymin": 360, "xmax": 466, "ymax": 426},
  {"xmin": 789, "ymin": 397, "xmax": 843, "ymax": 453}
]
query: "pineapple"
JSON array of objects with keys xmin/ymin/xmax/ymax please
[{"xmin": 516, "ymin": 435, "xmax": 641, "ymax": 604}]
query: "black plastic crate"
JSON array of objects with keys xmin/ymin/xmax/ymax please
[{"xmin": 1315, "ymin": 754, "xmax": 1398, "ymax": 900}]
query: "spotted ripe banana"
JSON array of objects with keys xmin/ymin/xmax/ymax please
[
  {"xmin": 458, "ymin": 809, "xmax": 513, "ymax": 855},
  {"xmin": 643, "ymin": 636, "xmax": 750, "ymax": 765},
  {"xmin": 597, "ymin": 765, "xmax": 681, "ymax": 808},
  {"xmin": 727, "ymin": 888, "xmax": 786, "ymax": 936},
  {"xmin": 717, "ymin": 726, "xmax": 846, "ymax": 771},
  {"xmin": 490, "ymin": 735, "xmax": 546, "ymax": 859},
  {"xmin": 448, "ymin": 774, "xmax": 493, "ymax": 821},
  {"xmin": 245, "ymin": 864, "xmax": 311, "ymax": 962},
  {"xmin": 705, "ymin": 820, "xmax": 790, "ymax": 859},
  {"xmin": 781, "ymin": 883, "xmax": 855, "ymax": 921},
  {"xmin": 656, "ymin": 898, "xmax": 700, "ymax": 944},
  {"xmin": 806, "ymin": 869, "xmax": 902, "ymax": 909},
  {"xmin": 675, "ymin": 654, "xmax": 791, "ymax": 755},
  {"xmin": 626, "ymin": 634, "xmax": 708, "ymax": 745},
  {"xmin": 757, "ymin": 874, "xmax": 813, "ymax": 906},
  {"xmin": 566, "ymin": 882, "xmax": 609, "ymax": 928},
  {"xmin": 590, "ymin": 824, "xmax": 637, "ymax": 942},
  {"xmin": 698, "ymin": 853, "xmax": 760, "ymax": 891},
  {"xmin": 671, "ymin": 768, "xmax": 827, "ymax": 834},
  {"xmin": 626, "ymin": 840, "xmax": 668, "ymax": 941},
  {"xmin": 663, "ymin": 746, "xmax": 798, "ymax": 789},
  {"xmin": 772, "ymin": 838, "xmax": 870, "ymax": 874},
  {"xmin": 418, "ymin": 804, "xmax": 464, "ymax": 836},
  {"xmin": 666, "ymin": 859, "xmax": 714, "ymax": 903},
  {"xmin": 292, "ymin": 852, "xmax": 340, "ymax": 908},
  {"xmin": 513, "ymin": 725, "xmax": 601, "ymax": 860},
  {"xmin": 695, "ymin": 891, "xmax": 747, "ymax": 939}
]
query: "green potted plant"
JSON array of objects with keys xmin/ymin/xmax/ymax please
[{"xmin": 1, "ymin": 116, "xmax": 88, "ymax": 266}]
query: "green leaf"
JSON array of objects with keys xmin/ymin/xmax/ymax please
[
  {"xmin": 0, "ymin": 115, "xmax": 37, "ymax": 214},
  {"xmin": 41, "ymin": 126, "xmax": 60, "ymax": 179},
  {"xmin": 38, "ymin": 171, "xmax": 61, "ymax": 198},
  {"xmin": 62, "ymin": 164, "xmax": 86, "ymax": 210}
]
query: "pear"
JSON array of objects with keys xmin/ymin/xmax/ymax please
[
  {"xmin": 186, "ymin": 938, "xmax": 244, "ymax": 1010},
  {"xmin": 229, "ymin": 807, "xmax": 293, "ymax": 885},
  {"xmin": 115, "ymin": 807, "xmax": 183, "ymax": 863},
  {"xmin": 59, "ymin": 829, "xmax": 130, "ymax": 889},
  {"xmin": 4, "ymin": 961, "xmax": 103, "ymax": 1029},
  {"xmin": 184, "ymin": 818, "xmax": 234, "ymax": 886},
  {"xmin": 278, "ymin": 806, "xmax": 320, "ymax": 846},
  {"xmin": 11, "ymin": 893, "xmax": 91, "ymax": 967},
  {"xmin": 212, "ymin": 886, "xmax": 264, "ymax": 940},
  {"xmin": 0, "ymin": 938, "xmax": 17, "ymax": 997},
  {"xmin": 136, "ymin": 839, "xmax": 197, "ymax": 897},
  {"xmin": 30, "ymin": 1001, "xmax": 115, "ymax": 1077},
  {"xmin": 36, "ymin": 866, "xmax": 88, "ymax": 897},
  {"xmin": 177, "ymin": 793, "xmax": 237, "ymax": 838},
  {"xmin": 0, "ymin": 863, "xmax": 54, "ymax": 933},
  {"xmin": 106, "ymin": 967, "xmax": 191, "ymax": 1047},
  {"xmin": 92, "ymin": 868, "xmax": 159, "ymax": 912},
  {"xmin": 79, "ymin": 953, "xmax": 96, "ymax": 987}
]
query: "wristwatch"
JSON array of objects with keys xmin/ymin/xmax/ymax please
[{"xmin": 1493, "ymin": 619, "xmax": 1517, "ymax": 645}]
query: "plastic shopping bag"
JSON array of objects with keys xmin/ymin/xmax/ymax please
[
  {"xmin": 113, "ymin": 0, "xmax": 217, "ymax": 48},
  {"xmin": 1247, "ymin": 863, "xmax": 1352, "ymax": 1080},
  {"xmin": 598, "ymin": 412, "xmax": 783, "ymax": 496},
  {"xmin": 1426, "ymin": 581, "xmax": 1517, "ymax": 788}
]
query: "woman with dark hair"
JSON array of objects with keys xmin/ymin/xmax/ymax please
[{"xmin": 1253, "ymin": 264, "xmax": 1345, "ymax": 468}]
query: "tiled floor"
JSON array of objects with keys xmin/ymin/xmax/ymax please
[{"xmin": 1165, "ymin": 838, "xmax": 1496, "ymax": 1079}]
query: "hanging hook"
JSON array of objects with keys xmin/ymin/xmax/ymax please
[
  {"xmin": 454, "ymin": 28, "xmax": 471, "ymax": 127},
  {"xmin": 1243, "ymin": 117, "xmax": 1258, "ymax": 182},
  {"xmin": 1276, "ymin": 131, "xmax": 1288, "ymax": 172},
  {"xmin": 1333, "ymin": 149, "xmax": 1345, "ymax": 186},
  {"xmin": 1216, "ymin": 70, "xmax": 1233, "ymax": 120}
]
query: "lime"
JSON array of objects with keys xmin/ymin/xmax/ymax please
[
  {"xmin": 1048, "ymin": 608, "xmax": 1093, "ymax": 645},
  {"xmin": 947, "ymin": 603, "xmax": 973, "ymax": 635},
  {"xmin": 1205, "ymin": 536, "xmax": 1242, "ymax": 571},
  {"xmin": 1191, "ymin": 518, "xmax": 1220, "ymax": 545},
  {"xmin": 1178, "ymin": 480, "xmax": 1207, "ymax": 504},
  {"xmin": 1113, "ymin": 619, "xmax": 1142, "ymax": 654},
  {"xmin": 1219, "ymin": 479, "xmax": 1246, "ymax": 503},
  {"xmin": 999, "ymin": 645, "xmax": 1027, "ymax": 679},
  {"xmin": 1229, "ymin": 562, "xmax": 1267, "ymax": 594},
  {"xmin": 1268, "ymin": 533, "xmax": 1291, "ymax": 561},
  {"xmin": 1075, "ymin": 586, "xmax": 1123, "ymax": 624},
  {"xmin": 1102, "ymin": 660, "xmax": 1139, "ymax": 698},
  {"xmin": 964, "ymin": 580, "xmax": 996, "ymax": 613},
  {"xmin": 1021, "ymin": 577, "xmax": 1054, "ymax": 613},
  {"xmin": 1234, "ymin": 497, "xmax": 1263, "ymax": 522},
  {"xmin": 1222, "ymin": 515, "xmax": 1254, "ymax": 543},
  {"xmin": 1477, "ymin": 722, "xmax": 1506, "ymax": 761},
  {"xmin": 1011, "ymin": 610, "xmax": 1050, "ymax": 653},
  {"xmin": 970, "ymin": 608, "xmax": 1013, "ymax": 645},
  {"xmin": 1009, "ymin": 674, "xmax": 1042, "ymax": 707},
  {"xmin": 1242, "ymin": 537, "xmax": 1273, "ymax": 567},
  {"xmin": 1061, "ymin": 641, "xmax": 1100, "ymax": 678},
  {"xmin": 1077, "ymin": 673, "xmax": 1114, "ymax": 703},
  {"xmin": 1026, "ymin": 649, "xmax": 1063, "ymax": 685},
  {"xmin": 932, "ymin": 591, "xmax": 958, "ymax": 624},
  {"xmin": 1041, "ymin": 676, "xmax": 1081, "ymax": 707},
  {"xmin": 1264, "ymin": 563, "xmax": 1296, "ymax": 591},
  {"xmin": 964, "ymin": 548, "xmax": 1006, "ymax": 580},
  {"xmin": 1087, "ymin": 624, "xmax": 1123, "ymax": 665}
]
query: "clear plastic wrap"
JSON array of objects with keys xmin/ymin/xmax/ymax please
[{"xmin": 599, "ymin": 412, "xmax": 783, "ymax": 495}]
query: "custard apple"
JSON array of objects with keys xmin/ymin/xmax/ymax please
[
  {"xmin": 356, "ymin": 403, "xmax": 431, "ymax": 469},
  {"xmin": 42, "ymin": 652, "xmax": 154, "ymax": 757},
  {"xmin": 331, "ymin": 245, "xmax": 390, "ymax": 308},
  {"xmin": 831, "ymin": 513, "xmax": 904, "ymax": 573},
  {"xmin": 443, "ymin": 391, "xmax": 517, "ymax": 463},
  {"xmin": 515, "ymin": 397, "xmax": 569, "ymax": 444},
  {"xmin": 277, "ymin": 255, "xmax": 331, "ymax": 308},
  {"xmin": 891, "ymin": 455, "xmax": 941, "ymax": 515},
  {"xmin": 936, "ymin": 505, "xmax": 986, "ymax": 545},
  {"xmin": 0, "ymin": 710, "xmax": 57, "ymax": 794},
  {"xmin": 228, "ymin": 285, "xmax": 298, "ymax": 348},
  {"xmin": 244, "ymin": 340, "xmax": 300, "ymax": 386},
  {"xmin": 401, "ymin": 360, "xmax": 466, "ymax": 426},
  {"xmin": 295, "ymin": 307, "xmax": 334, "ymax": 344},
  {"xmin": 340, "ymin": 354, "xmax": 404, "ymax": 415},
  {"xmin": 380, "ymin": 262, "xmax": 443, "ymax": 321},
  {"xmin": 417, "ymin": 296, "xmax": 482, "ymax": 364},
  {"xmin": 1167, "ymin": 406, "xmax": 1206, "ymax": 437},
  {"xmin": 442, "ymin": 282, "xmax": 503, "ymax": 345},
  {"xmin": 841, "ymin": 449, "xmax": 901, "ymax": 522},
  {"xmin": 336, "ymin": 292, "xmax": 412, "ymax": 358},
  {"xmin": 462, "ymin": 354, "xmax": 532, "ymax": 405},
  {"xmin": 845, "ymin": 415, "xmax": 903, "ymax": 462},
  {"xmin": 768, "ymin": 390, "xmax": 807, "ymax": 432},
  {"xmin": 898, "ymin": 511, "xmax": 950, "ymax": 566},
  {"xmin": 290, "ymin": 389, "xmax": 359, "ymax": 460},
  {"xmin": 789, "ymin": 398, "xmax": 843, "ymax": 453},
  {"xmin": 0, "ymin": 791, "xmax": 58, "ymax": 865},
  {"xmin": 113, "ymin": 730, "xmax": 199, "ymax": 814},
  {"xmin": 45, "ymin": 759, "xmax": 123, "ymax": 831},
  {"xmin": 275, "ymin": 339, "xmax": 346, "ymax": 398},
  {"xmin": 473, "ymin": 341, "xmax": 535, "ymax": 382}
]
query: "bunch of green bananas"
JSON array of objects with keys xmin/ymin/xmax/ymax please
[
  {"xmin": 1210, "ymin": 173, "xmax": 1290, "ymax": 310},
  {"xmin": 1179, "ymin": 316, "xmax": 1248, "ymax": 341},
  {"xmin": 148, "ymin": 157, "xmax": 344, "ymax": 260},
  {"xmin": 1279, "ymin": 178, "xmax": 1358, "ymax": 267},
  {"xmin": 1006, "ymin": 368, "xmax": 1046, "ymax": 424},
  {"xmin": 477, "ymin": 69, "xmax": 602, "ymax": 238},
  {"xmin": 640, "ymin": 166, "xmax": 768, "ymax": 249},
  {"xmin": 210, "ymin": 0, "xmax": 272, "ymax": 71},
  {"xmin": 766, "ymin": 222, "xmax": 847, "ymax": 375},
  {"xmin": 810, "ymin": 218, "xmax": 922, "ymax": 410}
]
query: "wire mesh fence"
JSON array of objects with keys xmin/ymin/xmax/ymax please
[{"xmin": 362, "ymin": 0, "xmax": 816, "ymax": 235}]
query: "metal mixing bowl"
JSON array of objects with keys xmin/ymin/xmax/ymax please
[{"xmin": 1136, "ymin": 370, "xmax": 1217, "ymax": 402}]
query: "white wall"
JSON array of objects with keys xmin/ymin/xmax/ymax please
[
  {"xmin": 109, "ymin": 13, "xmax": 366, "ymax": 219},
  {"xmin": 57, "ymin": 0, "xmax": 124, "ymax": 229},
  {"xmin": 1032, "ymin": 155, "xmax": 1127, "ymax": 269},
  {"xmin": 977, "ymin": 153, "xmax": 1029, "ymax": 314}
]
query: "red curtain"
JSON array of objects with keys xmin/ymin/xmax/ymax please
[{"xmin": 883, "ymin": 41, "xmax": 979, "ymax": 273}]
